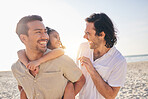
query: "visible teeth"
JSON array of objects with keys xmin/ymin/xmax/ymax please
[{"xmin": 40, "ymin": 41, "xmax": 47, "ymax": 44}]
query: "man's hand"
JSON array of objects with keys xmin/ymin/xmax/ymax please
[
  {"xmin": 78, "ymin": 56, "xmax": 120, "ymax": 99},
  {"xmin": 78, "ymin": 56, "xmax": 95, "ymax": 74}
]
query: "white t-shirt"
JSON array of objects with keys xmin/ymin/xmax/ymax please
[{"xmin": 76, "ymin": 42, "xmax": 127, "ymax": 99}]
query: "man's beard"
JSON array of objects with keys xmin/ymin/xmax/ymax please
[
  {"xmin": 89, "ymin": 42, "xmax": 96, "ymax": 49},
  {"xmin": 36, "ymin": 46, "xmax": 47, "ymax": 53},
  {"xmin": 89, "ymin": 42, "xmax": 99, "ymax": 49}
]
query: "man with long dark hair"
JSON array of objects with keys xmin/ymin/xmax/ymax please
[{"xmin": 77, "ymin": 13, "xmax": 127, "ymax": 99}]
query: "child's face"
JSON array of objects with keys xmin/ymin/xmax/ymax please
[{"xmin": 48, "ymin": 31, "xmax": 61, "ymax": 49}]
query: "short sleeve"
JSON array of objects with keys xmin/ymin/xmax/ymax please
[
  {"xmin": 61, "ymin": 55, "xmax": 82, "ymax": 83},
  {"xmin": 108, "ymin": 59, "xmax": 127, "ymax": 87}
]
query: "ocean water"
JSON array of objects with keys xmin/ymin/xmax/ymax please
[{"xmin": 125, "ymin": 54, "xmax": 148, "ymax": 63}]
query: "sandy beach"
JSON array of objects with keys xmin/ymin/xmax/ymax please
[{"xmin": 0, "ymin": 61, "xmax": 148, "ymax": 99}]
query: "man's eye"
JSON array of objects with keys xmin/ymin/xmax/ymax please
[
  {"xmin": 36, "ymin": 31, "xmax": 41, "ymax": 33},
  {"xmin": 86, "ymin": 32, "xmax": 89, "ymax": 35}
]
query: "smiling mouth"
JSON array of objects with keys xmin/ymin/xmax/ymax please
[
  {"xmin": 38, "ymin": 40, "xmax": 48, "ymax": 46},
  {"xmin": 40, "ymin": 41, "xmax": 47, "ymax": 44}
]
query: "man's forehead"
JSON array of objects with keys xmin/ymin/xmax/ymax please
[
  {"xmin": 86, "ymin": 22, "xmax": 95, "ymax": 28},
  {"xmin": 85, "ymin": 22, "xmax": 95, "ymax": 31},
  {"xmin": 27, "ymin": 20, "xmax": 45, "ymax": 30}
]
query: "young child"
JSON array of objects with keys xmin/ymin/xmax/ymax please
[
  {"xmin": 18, "ymin": 27, "xmax": 75, "ymax": 99},
  {"xmin": 17, "ymin": 26, "xmax": 66, "ymax": 74}
]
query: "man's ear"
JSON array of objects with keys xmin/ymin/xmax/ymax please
[
  {"xmin": 99, "ymin": 31, "xmax": 105, "ymax": 38},
  {"xmin": 20, "ymin": 34, "xmax": 28, "ymax": 44}
]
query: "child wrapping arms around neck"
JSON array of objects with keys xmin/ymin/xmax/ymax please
[
  {"xmin": 17, "ymin": 48, "xmax": 64, "ymax": 74},
  {"xmin": 17, "ymin": 27, "xmax": 65, "ymax": 74},
  {"xmin": 17, "ymin": 27, "xmax": 75, "ymax": 99}
]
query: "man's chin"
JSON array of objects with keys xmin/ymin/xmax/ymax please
[
  {"xmin": 89, "ymin": 44, "xmax": 94, "ymax": 49},
  {"xmin": 89, "ymin": 46, "xmax": 94, "ymax": 49},
  {"xmin": 39, "ymin": 47, "xmax": 47, "ymax": 53}
]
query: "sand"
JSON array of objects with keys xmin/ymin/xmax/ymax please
[
  {"xmin": 0, "ymin": 61, "xmax": 148, "ymax": 99},
  {"xmin": 116, "ymin": 61, "xmax": 148, "ymax": 99}
]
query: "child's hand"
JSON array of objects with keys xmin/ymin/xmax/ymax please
[
  {"xmin": 26, "ymin": 60, "xmax": 40, "ymax": 74},
  {"xmin": 29, "ymin": 67, "xmax": 39, "ymax": 76},
  {"xmin": 34, "ymin": 67, "xmax": 39, "ymax": 75}
]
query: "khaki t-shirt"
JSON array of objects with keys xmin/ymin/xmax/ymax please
[{"xmin": 11, "ymin": 50, "xmax": 82, "ymax": 99}]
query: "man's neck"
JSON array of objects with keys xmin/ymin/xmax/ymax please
[
  {"xmin": 93, "ymin": 46, "xmax": 110, "ymax": 61},
  {"xmin": 25, "ymin": 48, "xmax": 44, "ymax": 61}
]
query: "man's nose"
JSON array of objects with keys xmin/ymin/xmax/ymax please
[
  {"xmin": 41, "ymin": 32, "xmax": 49, "ymax": 40},
  {"xmin": 83, "ymin": 33, "xmax": 88, "ymax": 39}
]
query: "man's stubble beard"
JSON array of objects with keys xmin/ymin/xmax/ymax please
[
  {"xmin": 89, "ymin": 42, "xmax": 97, "ymax": 49},
  {"xmin": 36, "ymin": 46, "xmax": 47, "ymax": 53}
]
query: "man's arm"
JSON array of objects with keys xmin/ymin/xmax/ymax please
[
  {"xmin": 18, "ymin": 85, "xmax": 28, "ymax": 99},
  {"xmin": 90, "ymin": 70, "xmax": 120, "ymax": 99},
  {"xmin": 79, "ymin": 57, "xmax": 120, "ymax": 99},
  {"xmin": 73, "ymin": 74, "xmax": 85, "ymax": 96},
  {"xmin": 61, "ymin": 55, "xmax": 86, "ymax": 96}
]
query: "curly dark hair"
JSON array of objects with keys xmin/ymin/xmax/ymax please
[
  {"xmin": 16, "ymin": 15, "xmax": 43, "ymax": 37},
  {"xmin": 85, "ymin": 13, "xmax": 117, "ymax": 48}
]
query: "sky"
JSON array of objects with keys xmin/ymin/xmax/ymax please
[{"xmin": 0, "ymin": 0, "xmax": 148, "ymax": 71}]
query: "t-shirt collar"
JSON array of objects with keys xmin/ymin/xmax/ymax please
[{"xmin": 92, "ymin": 46, "xmax": 116, "ymax": 62}]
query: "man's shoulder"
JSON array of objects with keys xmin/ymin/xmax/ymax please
[
  {"xmin": 11, "ymin": 60, "xmax": 21, "ymax": 71},
  {"xmin": 55, "ymin": 55, "xmax": 74, "ymax": 62},
  {"xmin": 111, "ymin": 47, "xmax": 127, "ymax": 64},
  {"xmin": 115, "ymin": 48, "xmax": 125, "ymax": 60},
  {"xmin": 51, "ymin": 55, "xmax": 76, "ymax": 66},
  {"xmin": 44, "ymin": 49, "xmax": 52, "ymax": 54},
  {"xmin": 43, "ymin": 54, "xmax": 74, "ymax": 64},
  {"xmin": 43, "ymin": 55, "xmax": 77, "ymax": 69}
]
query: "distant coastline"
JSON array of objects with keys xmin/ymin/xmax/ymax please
[
  {"xmin": 124, "ymin": 54, "xmax": 148, "ymax": 57},
  {"xmin": 124, "ymin": 54, "xmax": 148, "ymax": 63}
]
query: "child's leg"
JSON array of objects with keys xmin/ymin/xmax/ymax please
[{"xmin": 63, "ymin": 81, "xmax": 75, "ymax": 99}]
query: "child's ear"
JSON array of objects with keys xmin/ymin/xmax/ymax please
[{"xmin": 20, "ymin": 34, "xmax": 28, "ymax": 44}]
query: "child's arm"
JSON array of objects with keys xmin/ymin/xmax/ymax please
[
  {"xmin": 27, "ymin": 48, "xmax": 64, "ymax": 71},
  {"xmin": 37, "ymin": 48, "xmax": 64, "ymax": 64},
  {"xmin": 17, "ymin": 49, "xmax": 29, "ymax": 67},
  {"xmin": 17, "ymin": 48, "xmax": 64, "ymax": 71},
  {"xmin": 18, "ymin": 85, "xmax": 28, "ymax": 99},
  {"xmin": 63, "ymin": 81, "xmax": 75, "ymax": 99}
]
